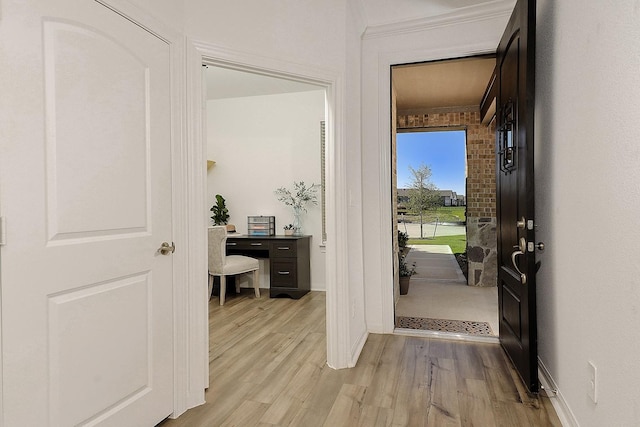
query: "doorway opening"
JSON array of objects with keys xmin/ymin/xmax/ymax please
[
  {"xmin": 391, "ymin": 56, "xmax": 499, "ymax": 339},
  {"xmin": 203, "ymin": 63, "xmax": 328, "ymax": 373}
]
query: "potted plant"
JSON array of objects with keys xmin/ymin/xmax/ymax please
[
  {"xmin": 283, "ymin": 224, "xmax": 295, "ymax": 236},
  {"xmin": 398, "ymin": 230, "xmax": 410, "ymax": 257},
  {"xmin": 399, "ymin": 254, "xmax": 416, "ymax": 295},
  {"xmin": 210, "ymin": 194, "xmax": 234, "ymax": 231},
  {"xmin": 274, "ymin": 181, "xmax": 318, "ymax": 236}
]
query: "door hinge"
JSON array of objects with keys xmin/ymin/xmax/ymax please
[{"xmin": 0, "ymin": 216, "xmax": 6, "ymax": 246}]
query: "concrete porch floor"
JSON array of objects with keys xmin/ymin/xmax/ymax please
[{"xmin": 395, "ymin": 245, "xmax": 499, "ymax": 336}]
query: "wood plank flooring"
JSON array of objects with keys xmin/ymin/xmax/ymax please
[{"xmin": 160, "ymin": 290, "xmax": 561, "ymax": 427}]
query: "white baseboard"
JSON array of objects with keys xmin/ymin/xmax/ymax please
[
  {"xmin": 350, "ymin": 330, "xmax": 369, "ymax": 368},
  {"xmin": 538, "ymin": 358, "xmax": 580, "ymax": 427}
]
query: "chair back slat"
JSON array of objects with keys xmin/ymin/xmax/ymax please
[{"xmin": 208, "ymin": 226, "xmax": 227, "ymax": 274}]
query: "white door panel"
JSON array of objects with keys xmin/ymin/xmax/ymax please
[
  {"xmin": 0, "ymin": 1, "xmax": 173, "ymax": 425},
  {"xmin": 44, "ymin": 20, "xmax": 150, "ymax": 239}
]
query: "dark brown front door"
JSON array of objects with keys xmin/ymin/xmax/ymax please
[{"xmin": 495, "ymin": 0, "xmax": 538, "ymax": 393}]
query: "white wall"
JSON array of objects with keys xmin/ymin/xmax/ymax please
[
  {"xmin": 185, "ymin": 0, "xmax": 369, "ymax": 369},
  {"xmin": 360, "ymin": 5, "xmax": 513, "ymax": 333},
  {"xmin": 535, "ymin": 0, "xmax": 640, "ymax": 425},
  {"xmin": 207, "ymin": 90, "xmax": 326, "ymax": 290},
  {"xmin": 184, "ymin": 0, "xmax": 346, "ymax": 71},
  {"xmin": 127, "ymin": 0, "xmax": 183, "ymax": 31}
]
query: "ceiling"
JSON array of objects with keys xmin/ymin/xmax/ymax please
[{"xmin": 392, "ymin": 56, "xmax": 495, "ymax": 112}]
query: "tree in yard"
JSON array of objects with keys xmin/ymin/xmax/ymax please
[{"xmin": 407, "ymin": 163, "xmax": 441, "ymax": 238}]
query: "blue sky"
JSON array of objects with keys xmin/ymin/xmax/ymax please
[{"xmin": 397, "ymin": 130, "xmax": 466, "ymax": 195}]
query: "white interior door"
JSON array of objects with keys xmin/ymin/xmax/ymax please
[{"xmin": 0, "ymin": 1, "xmax": 174, "ymax": 425}]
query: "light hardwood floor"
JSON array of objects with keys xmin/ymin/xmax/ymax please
[{"xmin": 160, "ymin": 290, "xmax": 561, "ymax": 426}]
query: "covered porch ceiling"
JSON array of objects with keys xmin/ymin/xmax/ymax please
[{"xmin": 392, "ymin": 56, "xmax": 496, "ymax": 114}]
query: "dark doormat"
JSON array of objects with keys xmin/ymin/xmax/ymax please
[{"xmin": 396, "ymin": 316, "xmax": 493, "ymax": 336}]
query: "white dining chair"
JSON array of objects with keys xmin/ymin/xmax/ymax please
[{"xmin": 207, "ymin": 226, "xmax": 260, "ymax": 305}]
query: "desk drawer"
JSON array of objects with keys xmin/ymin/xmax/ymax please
[
  {"xmin": 270, "ymin": 260, "xmax": 297, "ymax": 288},
  {"xmin": 270, "ymin": 241, "xmax": 297, "ymax": 258},
  {"xmin": 226, "ymin": 239, "xmax": 268, "ymax": 251}
]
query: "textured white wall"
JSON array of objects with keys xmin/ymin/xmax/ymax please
[
  {"xmin": 184, "ymin": 0, "xmax": 346, "ymax": 72},
  {"xmin": 535, "ymin": 0, "xmax": 640, "ymax": 425},
  {"xmin": 185, "ymin": 0, "xmax": 369, "ymax": 369},
  {"xmin": 128, "ymin": 0, "xmax": 183, "ymax": 30},
  {"xmin": 207, "ymin": 90, "xmax": 327, "ymax": 291}
]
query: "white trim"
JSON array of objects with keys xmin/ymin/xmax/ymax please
[
  {"xmin": 350, "ymin": 331, "xmax": 369, "ymax": 367},
  {"xmin": 377, "ymin": 58, "xmax": 396, "ymax": 334},
  {"xmin": 191, "ymin": 41, "xmax": 336, "ymax": 87},
  {"xmin": 363, "ymin": 0, "xmax": 515, "ymax": 39},
  {"xmin": 172, "ymin": 37, "xmax": 210, "ymax": 417},
  {"xmin": 168, "ymin": 34, "xmax": 194, "ymax": 420},
  {"xmin": 375, "ymin": 42, "xmax": 500, "ymax": 334},
  {"xmin": 186, "ymin": 41, "xmax": 351, "ymax": 378},
  {"xmin": 538, "ymin": 358, "xmax": 580, "ymax": 427},
  {"xmin": 322, "ymin": 75, "xmax": 353, "ymax": 369},
  {"xmin": 94, "ymin": 0, "xmax": 179, "ymax": 42}
]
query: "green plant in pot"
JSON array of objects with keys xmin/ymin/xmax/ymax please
[
  {"xmin": 210, "ymin": 194, "xmax": 233, "ymax": 231},
  {"xmin": 399, "ymin": 254, "xmax": 416, "ymax": 295},
  {"xmin": 398, "ymin": 230, "xmax": 410, "ymax": 257}
]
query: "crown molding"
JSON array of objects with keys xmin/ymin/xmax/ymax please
[{"xmin": 363, "ymin": 0, "xmax": 515, "ymax": 40}]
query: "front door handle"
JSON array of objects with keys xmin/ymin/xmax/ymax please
[{"xmin": 511, "ymin": 237, "xmax": 527, "ymax": 284}]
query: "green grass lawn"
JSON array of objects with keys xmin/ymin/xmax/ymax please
[
  {"xmin": 399, "ymin": 206, "xmax": 466, "ymax": 223},
  {"xmin": 408, "ymin": 234, "xmax": 466, "ymax": 254}
]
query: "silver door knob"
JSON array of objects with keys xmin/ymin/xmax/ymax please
[{"xmin": 158, "ymin": 241, "xmax": 175, "ymax": 255}]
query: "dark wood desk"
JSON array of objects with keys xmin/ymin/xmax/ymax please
[{"xmin": 226, "ymin": 234, "xmax": 311, "ymax": 299}]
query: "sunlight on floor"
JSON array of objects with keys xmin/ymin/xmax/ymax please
[{"xmin": 395, "ymin": 245, "xmax": 499, "ymax": 336}]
